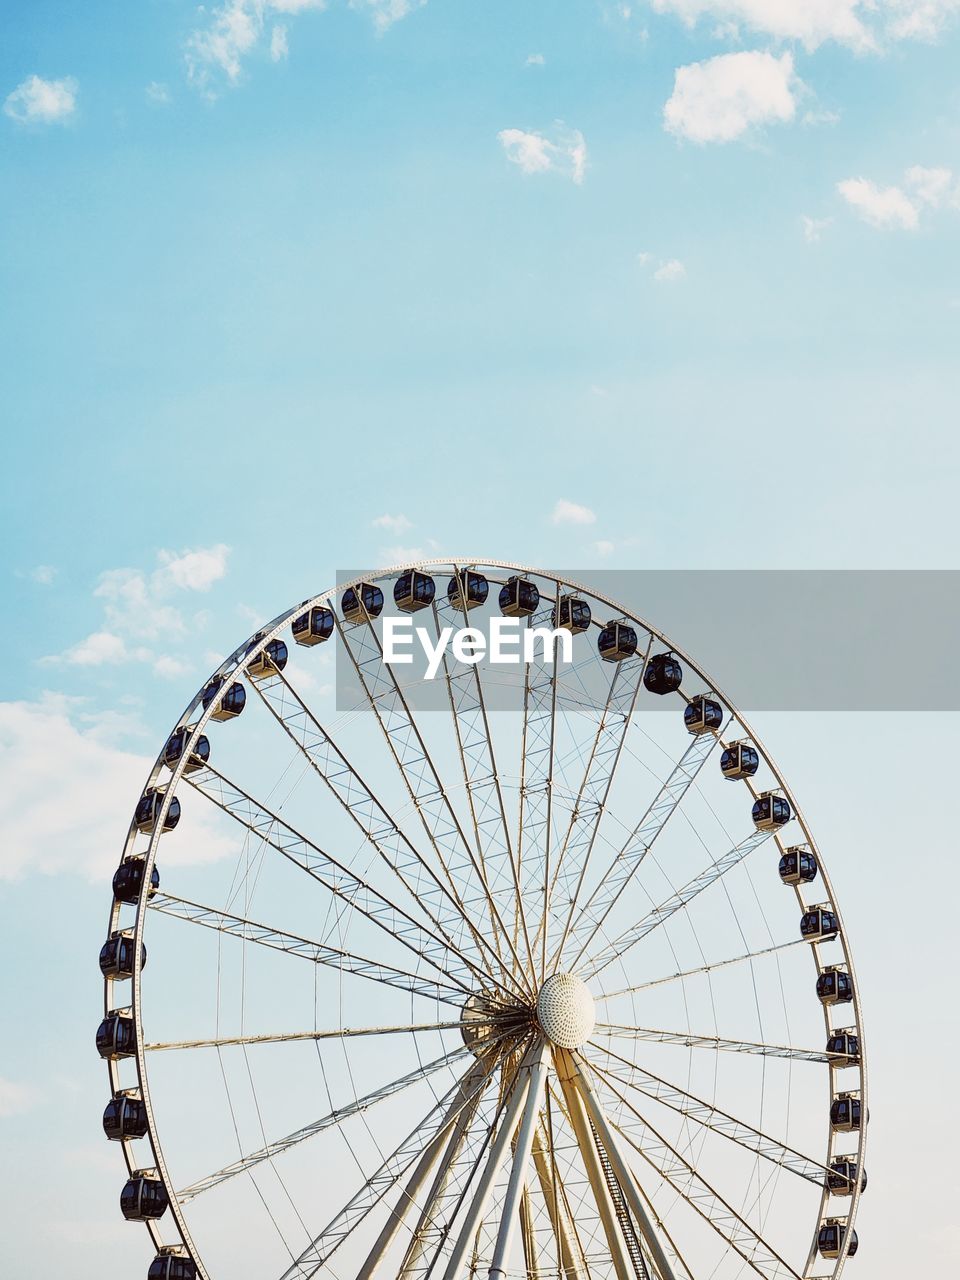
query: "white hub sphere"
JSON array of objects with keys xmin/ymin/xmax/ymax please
[{"xmin": 536, "ymin": 973, "xmax": 596, "ymax": 1049}]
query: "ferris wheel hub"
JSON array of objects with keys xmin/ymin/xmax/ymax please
[{"xmin": 536, "ymin": 973, "xmax": 596, "ymax": 1049}]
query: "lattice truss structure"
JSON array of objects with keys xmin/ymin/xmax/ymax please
[{"xmin": 97, "ymin": 562, "xmax": 868, "ymax": 1280}]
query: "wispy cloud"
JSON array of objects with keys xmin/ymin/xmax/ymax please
[
  {"xmin": 551, "ymin": 500, "xmax": 597, "ymax": 526},
  {"xmin": 525, "ymin": 53, "xmax": 546, "ymax": 66},
  {"xmin": 270, "ymin": 24, "xmax": 289, "ymax": 61},
  {"xmin": 653, "ymin": 258, "xmax": 686, "ymax": 282},
  {"xmin": 372, "ymin": 512, "xmax": 413, "ymax": 535},
  {"xmin": 4, "ymin": 75, "xmax": 78, "ymax": 125},
  {"xmin": 837, "ymin": 165, "xmax": 959, "ymax": 229},
  {"xmin": 649, "ymin": 0, "xmax": 873, "ymax": 51},
  {"xmin": 664, "ymin": 51, "xmax": 801, "ymax": 144},
  {"xmin": 145, "ymin": 81, "xmax": 171, "ymax": 105},
  {"xmin": 801, "ymin": 214, "xmax": 833, "ymax": 243},
  {"xmin": 498, "ymin": 124, "xmax": 587, "ymax": 185}
]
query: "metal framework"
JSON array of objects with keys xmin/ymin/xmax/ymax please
[{"xmin": 98, "ymin": 560, "xmax": 867, "ymax": 1280}]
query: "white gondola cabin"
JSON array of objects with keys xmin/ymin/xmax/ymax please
[
  {"xmin": 553, "ymin": 593, "xmax": 591, "ymax": 633},
  {"xmin": 752, "ymin": 792, "xmax": 791, "ymax": 830},
  {"xmin": 246, "ymin": 637, "xmax": 288, "ymax": 681},
  {"xmin": 292, "ymin": 604, "xmax": 335, "ymax": 646},
  {"xmin": 779, "ymin": 846, "xmax": 818, "ymax": 885},
  {"xmin": 121, "ymin": 1171, "xmax": 169, "ymax": 1221},
  {"xmin": 499, "ymin": 575, "xmax": 540, "ymax": 618},
  {"xmin": 447, "ymin": 570, "xmax": 489, "ymax": 612},
  {"xmin": 394, "ymin": 570, "xmax": 436, "ymax": 613},
  {"xmin": 341, "ymin": 582, "xmax": 384, "ymax": 623},
  {"xmin": 202, "ymin": 678, "xmax": 246, "ymax": 721},
  {"xmin": 817, "ymin": 966, "xmax": 853, "ymax": 1006},
  {"xmin": 99, "ymin": 930, "xmax": 146, "ymax": 980},
  {"xmin": 720, "ymin": 742, "xmax": 759, "ymax": 780},
  {"xmin": 644, "ymin": 652, "xmax": 683, "ymax": 695},
  {"xmin": 800, "ymin": 904, "xmax": 840, "ymax": 943},
  {"xmin": 684, "ymin": 695, "xmax": 723, "ymax": 734},
  {"xmin": 818, "ymin": 1219, "xmax": 858, "ymax": 1259},
  {"xmin": 113, "ymin": 856, "xmax": 159, "ymax": 905},
  {"xmin": 103, "ymin": 1090, "xmax": 149, "ymax": 1141},
  {"xmin": 163, "ymin": 728, "xmax": 209, "ymax": 774},
  {"xmin": 134, "ymin": 789, "xmax": 180, "ymax": 835},
  {"xmin": 598, "ymin": 619, "xmax": 638, "ymax": 662}
]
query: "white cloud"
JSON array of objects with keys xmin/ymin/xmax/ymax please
[
  {"xmin": 594, "ymin": 540, "xmax": 616, "ymax": 557},
  {"xmin": 837, "ymin": 177, "xmax": 920, "ymax": 229},
  {"xmin": 0, "ymin": 695, "xmax": 234, "ymax": 881},
  {"xmin": 654, "ymin": 258, "xmax": 686, "ymax": 281},
  {"xmin": 29, "ymin": 565, "xmax": 56, "ymax": 585},
  {"xmin": 801, "ymin": 214, "xmax": 833, "ymax": 243},
  {"xmin": 636, "ymin": 251, "xmax": 652, "ymax": 266},
  {"xmin": 886, "ymin": 0, "xmax": 960, "ymax": 40},
  {"xmin": 350, "ymin": 0, "xmax": 426, "ymax": 32},
  {"xmin": 498, "ymin": 125, "xmax": 587, "ymax": 185},
  {"xmin": 51, "ymin": 631, "xmax": 132, "ymax": 668},
  {"xmin": 4, "ymin": 75, "xmax": 78, "ymax": 125},
  {"xmin": 649, "ymin": 0, "xmax": 874, "ymax": 50},
  {"xmin": 145, "ymin": 81, "xmax": 171, "ymax": 105},
  {"xmin": 381, "ymin": 544, "xmax": 427, "ymax": 563},
  {"xmin": 0, "ymin": 1077, "xmax": 40, "ymax": 1117},
  {"xmin": 551, "ymin": 500, "xmax": 597, "ymax": 526},
  {"xmin": 664, "ymin": 50, "xmax": 800, "ymax": 144},
  {"xmin": 156, "ymin": 544, "xmax": 230, "ymax": 592},
  {"xmin": 905, "ymin": 164, "xmax": 955, "ymax": 207},
  {"xmin": 270, "ymin": 24, "xmax": 290, "ymax": 60},
  {"xmin": 525, "ymin": 53, "xmax": 546, "ymax": 66},
  {"xmin": 372, "ymin": 512, "xmax": 413, "ymax": 535}
]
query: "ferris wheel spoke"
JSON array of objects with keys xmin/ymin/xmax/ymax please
[
  {"xmin": 431, "ymin": 581, "xmax": 527, "ymax": 974},
  {"xmin": 537, "ymin": 647, "xmax": 650, "ymax": 979},
  {"xmin": 586, "ymin": 1048, "xmax": 828, "ymax": 1184},
  {"xmin": 279, "ymin": 1050, "xmax": 508, "ymax": 1280},
  {"xmin": 179, "ymin": 1041, "xmax": 483, "ymax": 1205},
  {"xmin": 587, "ymin": 1064, "xmax": 803, "ymax": 1280},
  {"xmin": 334, "ymin": 609, "xmax": 531, "ymax": 999},
  {"xmin": 147, "ymin": 891, "xmax": 471, "ymax": 1007},
  {"xmin": 532, "ymin": 1107, "xmax": 590, "ymax": 1280},
  {"xmin": 596, "ymin": 938, "xmax": 805, "ymax": 1000},
  {"xmin": 184, "ymin": 762, "xmax": 491, "ymax": 995},
  {"xmin": 560, "ymin": 724, "xmax": 729, "ymax": 975},
  {"xmin": 248, "ymin": 661, "xmax": 513, "ymax": 995},
  {"xmin": 582, "ymin": 826, "xmax": 772, "ymax": 981},
  {"xmin": 590, "ymin": 1025, "xmax": 831, "ymax": 1065},
  {"xmin": 145, "ymin": 1021, "xmax": 468, "ymax": 1053}
]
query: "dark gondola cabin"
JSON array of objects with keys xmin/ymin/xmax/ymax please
[
  {"xmin": 163, "ymin": 729, "xmax": 209, "ymax": 774},
  {"xmin": 99, "ymin": 931, "xmax": 146, "ymax": 980},
  {"xmin": 134, "ymin": 789, "xmax": 180, "ymax": 835},
  {"xmin": 598, "ymin": 619, "xmax": 638, "ymax": 662},
  {"xmin": 113, "ymin": 856, "xmax": 160, "ymax": 905},
  {"xmin": 720, "ymin": 742, "xmax": 759, "ymax": 780},
  {"xmin": 103, "ymin": 1091, "xmax": 149, "ymax": 1141},
  {"xmin": 817, "ymin": 966, "xmax": 853, "ymax": 1006},
  {"xmin": 818, "ymin": 1220, "xmax": 858, "ymax": 1259},
  {"xmin": 447, "ymin": 570, "xmax": 489, "ymax": 612},
  {"xmin": 394, "ymin": 570, "xmax": 436, "ymax": 613},
  {"xmin": 341, "ymin": 582, "xmax": 384, "ymax": 623},
  {"xmin": 752, "ymin": 793, "xmax": 791, "ymax": 830},
  {"xmin": 826, "ymin": 1029, "xmax": 860, "ymax": 1062},
  {"xmin": 644, "ymin": 653, "xmax": 683, "ymax": 695},
  {"xmin": 246, "ymin": 637, "xmax": 289, "ymax": 681},
  {"xmin": 779, "ymin": 847, "xmax": 818, "ymax": 885},
  {"xmin": 684, "ymin": 695, "xmax": 723, "ymax": 734},
  {"xmin": 830, "ymin": 1092, "xmax": 863, "ymax": 1132},
  {"xmin": 827, "ymin": 1160, "xmax": 867, "ymax": 1196},
  {"xmin": 800, "ymin": 905, "xmax": 840, "ymax": 943},
  {"xmin": 96, "ymin": 1011, "xmax": 136, "ymax": 1060},
  {"xmin": 499, "ymin": 575, "xmax": 540, "ymax": 618},
  {"xmin": 149, "ymin": 1248, "xmax": 198, "ymax": 1280},
  {"xmin": 120, "ymin": 1172, "xmax": 169, "ymax": 1222},
  {"xmin": 292, "ymin": 605, "xmax": 335, "ymax": 646},
  {"xmin": 553, "ymin": 594, "xmax": 592, "ymax": 633},
  {"xmin": 202, "ymin": 678, "xmax": 246, "ymax": 721}
]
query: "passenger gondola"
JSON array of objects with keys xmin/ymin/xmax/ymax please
[
  {"xmin": 394, "ymin": 570, "xmax": 436, "ymax": 613},
  {"xmin": 752, "ymin": 792, "xmax": 791, "ymax": 830},
  {"xmin": 245, "ymin": 636, "xmax": 289, "ymax": 681},
  {"xmin": 817, "ymin": 966, "xmax": 853, "ymax": 1006},
  {"xmin": 148, "ymin": 1248, "xmax": 198, "ymax": 1280},
  {"xmin": 826, "ymin": 1028, "xmax": 860, "ymax": 1063},
  {"xmin": 201, "ymin": 678, "xmax": 246, "ymax": 721},
  {"xmin": 800, "ymin": 905, "xmax": 840, "ymax": 943},
  {"xmin": 830, "ymin": 1092, "xmax": 863, "ymax": 1132},
  {"xmin": 99, "ymin": 931, "xmax": 146, "ymax": 980},
  {"xmin": 598, "ymin": 619, "xmax": 638, "ymax": 662},
  {"xmin": 163, "ymin": 728, "xmax": 209, "ymax": 774},
  {"xmin": 827, "ymin": 1159, "xmax": 867, "ymax": 1196},
  {"xmin": 447, "ymin": 570, "xmax": 489, "ymax": 612},
  {"xmin": 292, "ymin": 604, "xmax": 335, "ymax": 646},
  {"xmin": 817, "ymin": 1219, "xmax": 858, "ymax": 1259},
  {"xmin": 134, "ymin": 789, "xmax": 180, "ymax": 835},
  {"xmin": 499, "ymin": 575, "xmax": 540, "ymax": 618},
  {"xmin": 553, "ymin": 594, "xmax": 591, "ymax": 633},
  {"xmin": 644, "ymin": 652, "xmax": 683, "ymax": 695},
  {"xmin": 720, "ymin": 742, "xmax": 759, "ymax": 780},
  {"xmin": 103, "ymin": 1090, "xmax": 149, "ymax": 1141},
  {"xmin": 684, "ymin": 695, "xmax": 723, "ymax": 734},
  {"xmin": 113, "ymin": 856, "xmax": 160, "ymax": 905},
  {"xmin": 779, "ymin": 846, "xmax": 818, "ymax": 885},
  {"xmin": 341, "ymin": 582, "xmax": 384, "ymax": 623},
  {"xmin": 120, "ymin": 1171, "xmax": 169, "ymax": 1221},
  {"xmin": 96, "ymin": 1011, "xmax": 136, "ymax": 1060}
]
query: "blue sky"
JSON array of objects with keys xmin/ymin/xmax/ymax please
[{"xmin": 2, "ymin": 1, "xmax": 960, "ymax": 1276}]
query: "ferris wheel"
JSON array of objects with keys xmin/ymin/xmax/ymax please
[{"xmin": 97, "ymin": 560, "xmax": 867, "ymax": 1280}]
